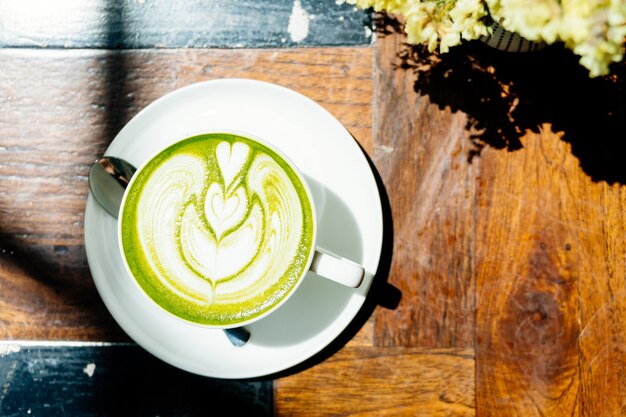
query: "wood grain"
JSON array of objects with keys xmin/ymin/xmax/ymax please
[
  {"xmin": 0, "ymin": 47, "xmax": 373, "ymax": 340},
  {"xmin": 372, "ymin": 28, "xmax": 476, "ymax": 348},
  {"xmin": 275, "ymin": 347, "xmax": 474, "ymax": 417},
  {"xmin": 577, "ymin": 181, "xmax": 626, "ymax": 417},
  {"xmin": 475, "ymin": 129, "xmax": 580, "ymax": 416},
  {"xmin": 475, "ymin": 127, "xmax": 626, "ymax": 416}
]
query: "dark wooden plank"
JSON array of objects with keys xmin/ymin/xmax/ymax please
[
  {"xmin": 372, "ymin": 25, "xmax": 476, "ymax": 347},
  {"xmin": 0, "ymin": 342, "xmax": 272, "ymax": 417},
  {"xmin": 275, "ymin": 346, "xmax": 474, "ymax": 416},
  {"xmin": 0, "ymin": 47, "xmax": 372, "ymax": 340},
  {"xmin": 0, "ymin": 0, "xmax": 372, "ymax": 48}
]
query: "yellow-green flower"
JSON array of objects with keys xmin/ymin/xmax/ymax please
[{"xmin": 339, "ymin": 0, "xmax": 626, "ymax": 76}]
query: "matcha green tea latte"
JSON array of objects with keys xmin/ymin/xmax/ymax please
[{"xmin": 120, "ymin": 133, "xmax": 315, "ymax": 327}]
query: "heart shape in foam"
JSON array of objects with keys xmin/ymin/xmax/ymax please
[{"xmin": 204, "ymin": 184, "xmax": 247, "ymax": 239}]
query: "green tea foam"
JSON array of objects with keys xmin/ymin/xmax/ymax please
[{"xmin": 121, "ymin": 133, "xmax": 315, "ymax": 326}]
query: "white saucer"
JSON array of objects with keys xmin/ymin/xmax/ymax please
[{"xmin": 84, "ymin": 78, "xmax": 383, "ymax": 379}]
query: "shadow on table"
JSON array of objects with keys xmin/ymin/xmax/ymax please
[
  {"xmin": 262, "ymin": 144, "xmax": 399, "ymax": 379},
  {"xmin": 375, "ymin": 13, "xmax": 626, "ymax": 185},
  {"xmin": 0, "ymin": 0, "xmax": 136, "ymax": 335}
]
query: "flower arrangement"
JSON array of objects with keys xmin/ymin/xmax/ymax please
[{"xmin": 338, "ymin": 0, "xmax": 626, "ymax": 77}]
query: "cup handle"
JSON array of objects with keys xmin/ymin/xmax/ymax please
[{"xmin": 309, "ymin": 247, "xmax": 365, "ymax": 288}]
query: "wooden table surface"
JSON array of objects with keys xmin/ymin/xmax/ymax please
[{"xmin": 2, "ymin": 1, "xmax": 626, "ymax": 416}]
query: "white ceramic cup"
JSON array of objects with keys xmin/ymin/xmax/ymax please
[{"xmin": 118, "ymin": 129, "xmax": 365, "ymax": 329}]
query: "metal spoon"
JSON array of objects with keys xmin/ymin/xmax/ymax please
[{"xmin": 88, "ymin": 156, "xmax": 251, "ymax": 347}]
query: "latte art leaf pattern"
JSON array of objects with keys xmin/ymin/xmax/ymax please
[{"xmin": 121, "ymin": 134, "xmax": 314, "ymax": 326}]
